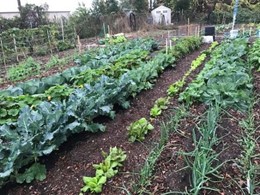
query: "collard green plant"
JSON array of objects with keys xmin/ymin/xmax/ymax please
[{"xmin": 0, "ymin": 37, "xmax": 201, "ymax": 188}]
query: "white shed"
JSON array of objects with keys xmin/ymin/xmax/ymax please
[{"xmin": 151, "ymin": 5, "xmax": 171, "ymax": 25}]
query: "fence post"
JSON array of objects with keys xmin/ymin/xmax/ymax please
[
  {"xmin": 166, "ymin": 38, "xmax": 168, "ymax": 54},
  {"xmin": 187, "ymin": 18, "xmax": 190, "ymax": 36},
  {"xmin": 77, "ymin": 35, "xmax": 82, "ymax": 53},
  {"xmin": 47, "ymin": 30, "xmax": 53, "ymax": 54},
  {"xmin": 12, "ymin": 34, "xmax": 19, "ymax": 62},
  {"xmin": 0, "ymin": 37, "xmax": 7, "ymax": 69}
]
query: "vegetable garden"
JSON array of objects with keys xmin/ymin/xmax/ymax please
[{"xmin": 0, "ymin": 32, "xmax": 259, "ymax": 194}]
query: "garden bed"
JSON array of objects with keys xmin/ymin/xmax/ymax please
[{"xmin": 1, "ymin": 43, "xmax": 210, "ymax": 195}]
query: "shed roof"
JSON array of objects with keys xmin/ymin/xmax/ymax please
[{"xmin": 152, "ymin": 5, "xmax": 171, "ymax": 11}]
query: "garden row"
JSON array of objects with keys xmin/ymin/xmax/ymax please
[
  {"xmin": 0, "ymin": 37, "xmax": 202, "ymax": 188},
  {"xmin": 0, "ymin": 39, "xmax": 156, "ymax": 124},
  {"xmin": 131, "ymin": 38, "xmax": 259, "ymax": 194}
]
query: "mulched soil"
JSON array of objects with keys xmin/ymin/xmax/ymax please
[
  {"xmin": 0, "ymin": 43, "xmax": 210, "ymax": 195},
  {"xmin": 147, "ymin": 70, "xmax": 260, "ymax": 194}
]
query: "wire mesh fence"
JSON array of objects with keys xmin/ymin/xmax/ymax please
[{"xmin": 0, "ymin": 24, "xmax": 76, "ymax": 66}]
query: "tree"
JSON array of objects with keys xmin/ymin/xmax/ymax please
[
  {"xmin": 70, "ymin": 3, "xmax": 100, "ymax": 38},
  {"xmin": 19, "ymin": 3, "xmax": 49, "ymax": 28},
  {"xmin": 106, "ymin": 0, "xmax": 120, "ymax": 13},
  {"xmin": 92, "ymin": 0, "xmax": 107, "ymax": 15},
  {"xmin": 133, "ymin": 0, "xmax": 148, "ymax": 12},
  {"xmin": 17, "ymin": 0, "xmax": 22, "ymax": 11}
]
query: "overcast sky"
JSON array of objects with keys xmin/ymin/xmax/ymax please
[{"xmin": 0, "ymin": 0, "xmax": 93, "ymax": 12}]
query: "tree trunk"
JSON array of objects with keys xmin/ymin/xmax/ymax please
[{"xmin": 17, "ymin": 0, "xmax": 22, "ymax": 11}]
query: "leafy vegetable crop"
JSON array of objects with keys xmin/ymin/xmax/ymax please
[
  {"xmin": 0, "ymin": 37, "xmax": 201, "ymax": 187},
  {"xmin": 150, "ymin": 97, "xmax": 169, "ymax": 118},
  {"xmin": 128, "ymin": 118, "xmax": 154, "ymax": 142},
  {"xmin": 80, "ymin": 147, "xmax": 126, "ymax": 194},
  {"xmin": 179, "ymin": 38, "xmax": 252, "ymax": 110}
]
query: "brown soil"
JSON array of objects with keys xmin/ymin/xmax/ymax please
[
  {"xmin": 147, "ymin": 70, "xmax": 260, "ymax": 194},
  {"xmin": 0, "ymin": 42, "xmax": 210, "ymax": 194}
]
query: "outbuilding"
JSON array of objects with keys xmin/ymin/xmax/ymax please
[{"xmin": 151, "ymin": 5, "xmax": 171, "ymax": 25}]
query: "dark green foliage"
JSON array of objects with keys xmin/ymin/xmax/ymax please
[
  {"xmin": 19, "ymin": 3, "xmax": 49, "ymax": 28},
  {"xmin": 0, "ymin": 37, "xmax": 201, "ymax": 188}
]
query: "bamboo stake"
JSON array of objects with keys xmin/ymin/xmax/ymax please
[
  {"xmin": 170, "ymin": 40, "xmax": 172, "ymax": 50},
  {"xmin": 103, "ymin": 23, "xmax": 106, "ymax": 37},
  {"xmin": 60, "ymin": 18, "xmax": 65, "ymax": 42},
  {"xmin": 0, "ymin": 37, "xmax": 6, "ymax": 69},
  {"xmin": 187, "ymin": 18, "xmax": 190, "ymax": 36},
  {"xmin": 108, "ymin": 25, "xmax": 110, "ymax": 36},
  {"xmin": 13, "ymin": 34, "xmax": 19, "ymax": 62},
  {"xmin": 166, "ymin": 38, "xmax": 168, "ymax": 54},
  {"xmin": 47, "ymin": 30, "xmax": 53, "ymax": 54},
  {"xmin": 77, "ymin": 35, "xmax": 82, "ymax": 53}
]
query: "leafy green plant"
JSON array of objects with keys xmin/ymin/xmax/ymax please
[
  {"xmin": 150, "ymin": 105, "xmax": 162, "ymax": 117},
  {"xmin": 7, "ymin": 57, "xmax": 41, "ymax": 81},
  {"xmin": 167, "ymin": 79, "xmax": 185, "ymax": 96},
  {"xmin": 15, "ymin": 163, "xmax": 46, "ymax": 184},
  {"xmin": 127, "ymin": 118, "xmax": 154, "ymax": 142},
  {"xmin": 249, "ymin": 39, "xmax": 260, "ymax": 70},
  {"xmin": 150, "ymin": 97, "xmax": 169, "ymax": 118},
  {"xmin": 80, "ymin": 147, "xmax": 126, "ymax": 194},
  {"xmin": 44, "ymin": 85, "xmax": 74, "ymax": 101},
  {"xmin": 0, "ymin": 37, "xmax": 201, "ymax": 188},
  {"xmin": 179, "ymin": 38, "xmax": 252, "ymax": 110},
  {"xmin": 81, "ymin": 175, "xmax": 106, "ymax": 194},
  {"xmin": 100, "ymin": 34, "xmax": 127, "ymax": 45},
  {"xmin": 45, "ymin": 55, "xmax": 66, "ymax": 70}
]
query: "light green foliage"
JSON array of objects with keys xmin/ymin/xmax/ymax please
[
  {"xmin": 134, "ymin": 106, "xmax": 188, "ymax": 194},
  {"xmin": 7, "ymin": 57, "xmax": 41, "ymax": 81},
  {"xmin": 150, "ymin": 105, "xmax": 162, "ymax": 118},
  {"xmin": 150, "ymin": 97, "xmax": 169, "ymax": 118},
  {"xmin": 80, "ymin": 147, "xmax": 126, "ymax": 194},
  {"xmin": 81, "ymin": 176, "xmax": 107, "ymax": 194},
  {"xmin": 45, "ymin": 55, "xmax": 66, "ymax": 70},
  {"xmin": 44, "ymin": 85, "xmax": 74, "ymax": 101},
  {"xmin": 128, "ymin": 118, "xmax": 154, "ymax": 142},
  {"xmin": 238, "ymin": 102, "xmax": 258, "ymax": 194},
  {"xmin": 100, "ymin": 34, "xmax": 127, "ymax": 45},
  {"xmin": 248, "ymin": 39, "xmax": 260, "ymax": 70},
  {"xmin": 0, "ymin": 94, "xmax": 44, "ymax": 125},
  {"xmin": 180, "ymin": 105, "xmax": 222, "ymax": 195},
  {"xmin": 167, "ymin": 79, "xmax": 185, "ymax": 96}
]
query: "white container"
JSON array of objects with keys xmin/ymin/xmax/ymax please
[
  {"xmin": 202, "ymin": 36, "xmax": 214, "ymax": 43},
  {"xmin": 230, "ymin": 29, "xmax": 239, "ymax": 39}
]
